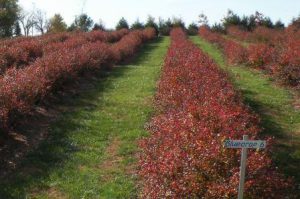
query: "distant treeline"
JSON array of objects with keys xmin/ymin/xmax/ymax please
[{"xmin": 0, "ymin": 0, "xmax": 299, "ymax": 38}]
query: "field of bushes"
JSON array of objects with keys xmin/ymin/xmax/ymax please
[
  {"xmin": 0, "ymin": 28, "xmax": 156, "ymax": 134},
  {"xmin": 0, "ymin": 10, "xmax": 299, "ymax": 198},
  {"xmin": 139, "ymin": 28, "xmax": 296, "ymax": 198},
  {"xmin": 199, "ymin": 25, "xmax": 300, "ymax": 89}
]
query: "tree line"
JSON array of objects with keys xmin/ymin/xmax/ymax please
[{"xmin": 1, "ymin": 0, "xmax": 299, "ymax": 38}]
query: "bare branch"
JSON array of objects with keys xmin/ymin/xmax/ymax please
[
  {"xmin": 18, "ymin": 8, "xmax": 36, "ymax": 36},
  {"xmin": 33, "ymin": 9, "xmax": 48, "ymax": 35}
]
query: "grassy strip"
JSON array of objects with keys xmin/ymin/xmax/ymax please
[
  {"xmin": 0, "ymin": 37, "xmax": 169, "ymax": 199},
  {"xmin": 190, "ymin": 36, "xmax": 300, "ymax": 185}
]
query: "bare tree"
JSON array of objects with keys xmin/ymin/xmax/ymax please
[
  {"xmin": 33, "ymin": 9, "xmax": 48, "ymax": 35},
  {"xmin": 19, "ymin": 8, "xmax": 36, "ymax": 36},
  {"xmin": 198, "ymin": 13, "xmax": 208, "ymax": 26}
]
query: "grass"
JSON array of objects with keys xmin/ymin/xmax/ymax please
[
  {"xmin": 190, "ymin": 36, "xmax": 300, "ymax": 185},
  {"xmin": 0, "ymin": 37, "xmax": 170, "ymax": 199}
]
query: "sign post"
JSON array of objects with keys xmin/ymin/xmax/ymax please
[
  {"xmin": 238, "ymin": 135, "xmax": 248, "ymax": 199},
  {"xmin": 224, "ymin": 135, "xmax": 266, "ymax": 199}
]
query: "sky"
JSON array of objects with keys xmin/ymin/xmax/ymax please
[{"xmin": 19, "ymin": 0, "xmax": 300, "ymax": 29}]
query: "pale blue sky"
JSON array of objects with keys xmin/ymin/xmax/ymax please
[{"xmin": 19, "ymin": 0, "xmax": 300, "ymax": 28}]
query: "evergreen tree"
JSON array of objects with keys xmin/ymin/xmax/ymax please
[
  {"xmin": 145, "ymin": 15, "xmax": 158, "ymax": 34},
  {"xmin": 14, "ymin": 21, "xmax": 21, "ymax": 36},
  {"xmin": 93, "ymin": 19, "xmax": 105, "ymax": 31},
  {"xmin": 211, "ymin": 23, "xmax": 225, "ymax": 33},
  {"xmin": 0, "ymin": 0, "xmax": 19, "ymax": 38},
  {"xmin": 274, "ymin": 20, "xmax": 284, "ymax": 29},
  {"xmin": 172, "ymin": 17, "xmax": 185, "ymax": 29},
  {"xmin": 48, "ymin": 14, "xmax": 67, "ymax": 33},
  {"xmin": 222, "ymin": 9, "xmax": 241, "ymax": 29},
  {"xmin": 290, "ymin": 15, "xmax": 300, "ymax": 30},
  {"xmin": 247, "ymin": 15, "xmax": 257, "ymax": 31},
  {"xmin": 158, "ymin": 18, "xmax": 172, "ymax": 36},
  {"xmin": 131, "ymin": 19, "xmax": 144, "ymax": 30},
  {"xmin": 260, "ymin": 17, "xmax": 274, "ymax": 28},
  {"xmin": 187, "ymin": 23, "xmax": 198, "ymax": 35},
  {"xmin": 116, "ymin": 17, "xmax": 129, "ymax": 30},
  {"xmin": 69, "ymin": 13, "xmax": 94, "ymax": 32}
]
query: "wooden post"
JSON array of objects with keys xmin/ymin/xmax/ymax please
[{"xmin": 238, "ymin": 135, "xmax": 248, "ymax": 199}]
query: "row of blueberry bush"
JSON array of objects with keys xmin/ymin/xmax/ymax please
[
  {"xmin": 0, "ymin": 28, "xmax": 156, "ymax": 133},
  {"xmin": 139, "ymin": 28, "xmax": 294, "ymax": 198}
]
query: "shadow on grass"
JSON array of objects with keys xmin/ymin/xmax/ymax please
[
  {"xmin": 191, "ymin": 36, "xmax": 300, "ymax": 190},
  {"xmin": 0, "ymin": 37, "xmax": 163, "ymax": 199},
  {"xmin": 236, "ymin": 69, "xmax": 300, "ymax": 188}
]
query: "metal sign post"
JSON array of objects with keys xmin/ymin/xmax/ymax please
[{"xmin": 224, "ymin": 135, "xmax": 266, "ymax": 199}]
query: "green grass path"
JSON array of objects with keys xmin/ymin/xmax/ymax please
[
  {"xmin": 0, "ymin": 37, "xmax": 169, "ymax": 199},
  {"xmin": 190, "ymin": 36, "xmax": 300, "ymax": 184}
]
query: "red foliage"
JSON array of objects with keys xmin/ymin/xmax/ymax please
[
  {"xmin": 111, "ymin": 28, "xmax": 156, "ymax": 62},
  {"xmin": 0, "ymin": 39, "xmax": 43, "ymax": 74},
  {"xmin": 0, "ymin": 29, "xmax": 129, "ymax": 75},
  {"xmin": 199, "ymin": 26, "xmax": 226, "ymax": 44},
  {"xmin": 199, "ymin": 26, "xmax": 248, "ymax": 65},
  {"xmin": 247, "ymin": 44, "xmax": 276, "ymax": 69},
  {"xmin": 226, "ymin": 26, "xmax": 284, "ymax": 44},
  {"xmin": 199, "ymin": 26, "xmax": 300, "ymax": 88},
  {"xmin": 227, "ymin": 26, "xmax": 300, "ymax": 87},
  {"xmin": 139, "ymin": 28, "xmax": 295, "ymax": 198},
  {"xmin": 250, "ymin": 26, "xmax": 284, "ymax": 44},
  {"xmin": 0, "ymin": 28, "xmax": 156, "ymax": 131},
  {"xmin": 270, "ymin": 37, "xmax": 300, "ymax": 87},
  {"xmin": 223, "ymin": 40, "xmax": 248, "ymax": 65},
  {"xmin": 227, "ymin": 26, "xmax": 250, "ymax": 41}
]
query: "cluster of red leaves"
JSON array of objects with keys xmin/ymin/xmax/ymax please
[
  {"xmin": 199, "ymin": 26, "xmax": 300, "ymax": 88},
  {"xmin": 199, "ymin": 27, "xmax": 248, "ymax": 65},
  {"xmin": 247, "ymin": 44, "xmax": 276, "ymax": 70},
  {"xmin": 0, "ymin": 38, "xmax": 43, "ymax": 74},
  {"xmin": 0, "ymin": 28, "xmax": 155, "ymax": 132},
  {"xmin": 251, "ymin": 26, "xmax": 284, "ymax": 43},
  {"xmin": 275, "ymin": 36, "xmax": 300, "ymax": 87},
  {"xmin": 223, "ymin": 40, "xmax": 248, "ymax": 65},
  {"xmin": 112, "ymin": 28, "xmax": 156, "ymax": 62},
  {"xmin": 226, "ymin": 26, "xmax": 284, "ymax": 44},
  {"xmin": 0, "ymin": 29, "xmax": 129, "ymax": 75},
  {"xmin": 139, "ymin": 28, "xmax": 295, "ymax": 198},
  {"xmin": 227, "ymin": 26, "xmax": 251, "ymax": 41}
]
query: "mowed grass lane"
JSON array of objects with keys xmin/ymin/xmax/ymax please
[
  {"xmin": 191, "ymin": 36, "xmax": 300, "ymax": 186},
  {"xmin": 0, "ymin": 37, "xmax": 169, "ymax": 199}
]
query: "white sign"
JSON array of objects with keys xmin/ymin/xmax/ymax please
[
  {"xmin": 224, "ymin": 135, "xmax": 266, "ymax": 199},
  {"xmin": 224, "ymin": 140, "xmax": 266, "ymax": 149}
]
